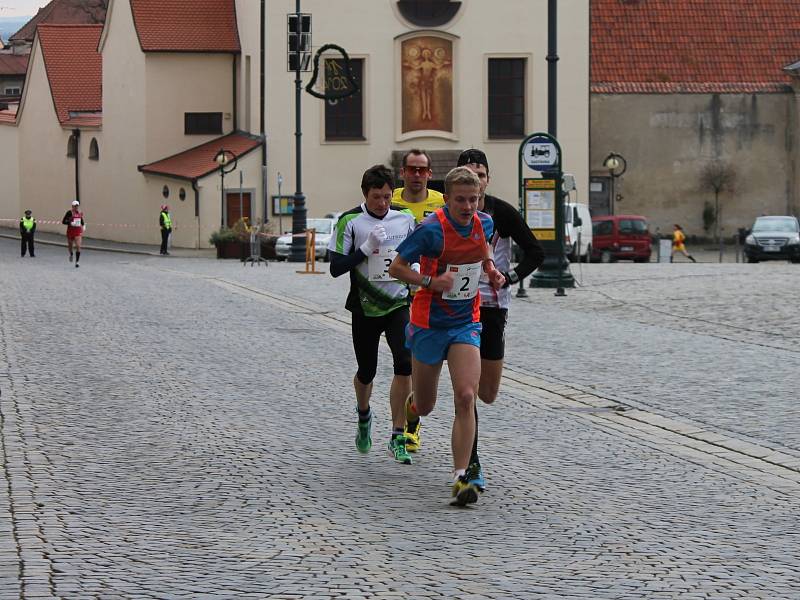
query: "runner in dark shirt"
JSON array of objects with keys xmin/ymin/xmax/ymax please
[{"xmin": 457, "ymin": 148, "xmax": 545, "ymax": 491}]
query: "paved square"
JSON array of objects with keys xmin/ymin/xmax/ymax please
[{"xmin": 1, "ymin": 238, "xmax": 799, "ymax": 598}]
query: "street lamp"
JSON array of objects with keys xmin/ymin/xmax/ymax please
[
  {"xmin": 288, "ymin": 0, "xmax": 309, "ymax": 263},
  {"xmin": 277, "ymin": 171, "xmax": 284, "ymax": 235},
  {"xmin": 214, "ymin": 148, "xmax": 238, "ymax": 228},
  {"xmin": 603, "ymin": 152, "xmax": 627, "ymax": 215}
]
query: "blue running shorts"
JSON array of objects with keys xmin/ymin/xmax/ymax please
[{"xmin": 405, "ymin": 322, "xmax": 482, "ymax": 365}]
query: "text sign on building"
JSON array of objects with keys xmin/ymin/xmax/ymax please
[
  {"xmin": 522, "ymin": 137, "xmax": 559, "ymax": 171},
  {"xmin": 287, "ymin": 14, "xmax": 312, "ymax": 72}
]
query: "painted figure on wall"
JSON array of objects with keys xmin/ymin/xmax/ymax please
[{"xmin": 402, "ymin": 36, "xmax": 453, "ymax": 133}]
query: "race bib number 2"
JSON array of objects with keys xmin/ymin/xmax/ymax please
[
  {"xmin": 367, "ymin": 246, "xmax": 397, "ymax": 281},
  {"xmin": 442, "ymin": 262, "xmax": 481, "ymax": 300}
]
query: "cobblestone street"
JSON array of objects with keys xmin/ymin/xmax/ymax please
[{"xmin": 2, "ymin": 238, "xmax": 800, "ymax": 599}]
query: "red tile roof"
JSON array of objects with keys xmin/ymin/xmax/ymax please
[
  {"xmin": 0, "ymin": 54, "xmax": 28, "ymax": 76},
  {"xmin": 130, "ymin": 0, "xmax": 240, "ymax": 53},
  {"xmin": 10, "ymin": 0, "xmax": 108, "ymax": 42},
  {"xmin": 63, "ymin": 114, "xmax": 102, "ymax": 128},
  {"xmin": 139, "ymin": 132, "xmax": 261, "ymax": 180},
  {"xmin": 591, "ymin": 0, "xmax": 800, "ymax": 93},
  {"xmin": 37, "ymin": 24, "xmax": 103, "ymax": 125},
  {"xmin": 0, "ymin": 104, "xmax": 18, "ymax": 125}
]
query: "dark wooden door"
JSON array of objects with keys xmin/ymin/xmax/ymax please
[
  {"xmin": 226, "ymin": 192, "xmax": 252, "ymax": 227},
  {"xmin": 589, "ymin": 176, "xmax": 611, "ymax": 217}
]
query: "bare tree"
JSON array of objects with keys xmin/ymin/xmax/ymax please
[
  {"xmin": 699, "ymin": 160, "xmax": 737, "ymax": 243},
  {"xmin": 67, "ymin": 0, "xmax": 109, "ymax": 24}
]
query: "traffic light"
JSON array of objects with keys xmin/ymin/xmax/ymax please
[{"xmin": 287, "ymin": 14, "xmax": 312, "ymax": 72}]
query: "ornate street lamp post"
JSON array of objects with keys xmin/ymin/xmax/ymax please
[
  {"xmin": 214, "ymin": 148, "xmax": 238, "ymax": 228},
  {"xmin": 603, "ymin": 152, "xmax": 627, "ymax": 215}
]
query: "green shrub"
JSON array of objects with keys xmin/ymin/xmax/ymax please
[{"xmin": 209, "ymin": 227, "xmax": 240, "ymax": 245}]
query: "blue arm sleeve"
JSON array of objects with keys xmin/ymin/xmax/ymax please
[{"xmin": 479, "ymin": 212, "xmax": 494, "ymax": 241}]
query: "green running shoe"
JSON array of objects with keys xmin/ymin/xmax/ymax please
[
  {"xmin": 388, "ymin": 435, "xmax": 412, "ymax": 465},
  {"xmin": 355, "ymin": 412, "xmax": 372, "ymax": 454}
]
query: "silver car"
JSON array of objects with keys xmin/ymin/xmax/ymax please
[{"xmin": 275, "ymin": 217, "xmax": 336, "ymax": 261}]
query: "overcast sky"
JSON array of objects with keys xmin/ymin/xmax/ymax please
[{"xmin": 0, "ymin": 1, "xmax": 43, "ymax": 18}]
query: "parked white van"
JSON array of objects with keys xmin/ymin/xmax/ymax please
[{"xmin": 564, "ymin": 202, "xmax": 592, "ymax": 262}]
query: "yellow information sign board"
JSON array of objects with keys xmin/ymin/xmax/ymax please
[
  {"xmin": 523, "ymin": 178, "xmax": 556, "ymax": 238},
  {"xmin": 533, "ymin": 229, "xmax": 556, "ymax": 240}
]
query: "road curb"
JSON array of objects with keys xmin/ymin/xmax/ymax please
[{"xmin": 0, "ymin": 233, "xmax": 212, "ymax": 258}]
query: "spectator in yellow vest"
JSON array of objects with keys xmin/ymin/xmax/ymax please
[
  {"xmin": 159, "ymin": 204, "xmax": 172, "ymax": 255},
  {"xmin": 20, "ymin": 209, "xmax": 36, "ymax": 258}
]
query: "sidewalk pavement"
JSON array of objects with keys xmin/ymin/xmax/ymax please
[
  {"xmin": 0, "ymin": 226, "xmax": 216, "ymax": 258},
  {"xmin": 3, "ymin": 225, "xmax": 749, "ymax": 264}
]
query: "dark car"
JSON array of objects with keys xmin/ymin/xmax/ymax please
[
  {"xmin": 590, "ymin": 215, "xmax": 652, "ymax": 263},
  {"xmin": 744, "ymin": 216, "xmax": 800, "ymax": 263}
]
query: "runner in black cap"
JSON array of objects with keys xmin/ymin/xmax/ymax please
[{"xmin": 456, "ymin": 148, "xmax": 544, "ymax": 491}]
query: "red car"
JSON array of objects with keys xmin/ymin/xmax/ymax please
[{"xmin": 591, "ymin": 215, "xmax": 652, "ymax": 263}]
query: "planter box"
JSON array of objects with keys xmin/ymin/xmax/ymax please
[
  {"xmin": 215, "ymin": 240, "xmax": 247, "ymax": 259},
  {"xmin": 215, "ymin": 235, "xmax": 278, "ymax": 260},
  {"xmin": 260, "ymin": 236, "xmax": 278, "ymax": 260}
]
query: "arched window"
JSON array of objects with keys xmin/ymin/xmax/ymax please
[
  {"xmin": 67, "ymin": 134, "xmax": 77, "ymax": 157},
  {"xmin": 89, "ymin": 138, "xmax": 99, "ymax": 160}
]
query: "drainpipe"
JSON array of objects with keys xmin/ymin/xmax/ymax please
[
  {"xmin": 232, "ymin": 54, "xmax": 238, "ymax": 131},
  {"xmin": 72, "ymin": 128, "xmax": 81, "ymax": 203},
  {"xmin": 260, "ymin": 0, "xmax": 268, "ymax": 224},
  {"xmin": 192, "ymin": 179, "xmax": 200, "ymax": 249}
]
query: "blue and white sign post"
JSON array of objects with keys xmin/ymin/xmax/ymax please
[{"xmin": 518, "ymin": 132, "xmax": 574, "ymax": 291}]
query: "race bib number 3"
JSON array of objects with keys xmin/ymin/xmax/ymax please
[
  {"xmin": 71, "ymin": 218, "xmax": 82, "ymax": 227},
  {"xmin": 442, "ymin": 262, "xmax": 481, "ymax": 300},
  {"xmin": 367, "ymin": 246, "xmax": 397, "ymax": 281}
]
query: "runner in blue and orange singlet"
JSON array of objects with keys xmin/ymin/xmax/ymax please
[{"xmin": 388, "ymin": 166, "xmax": 505, "ymax": 507}]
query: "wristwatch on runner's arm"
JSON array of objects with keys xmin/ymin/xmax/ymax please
[{"xmin": 502, "ymin": 271, "xmax": 519, "ymax": 288}]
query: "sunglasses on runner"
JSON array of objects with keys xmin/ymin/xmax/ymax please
[{"xmin": 403, "ymin": 166, "xmax": 431, "ymax": 176}]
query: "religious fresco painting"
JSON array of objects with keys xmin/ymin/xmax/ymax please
[{"xmin": 401, "ymin": 36, "xmax": 453, "ymax": 134}]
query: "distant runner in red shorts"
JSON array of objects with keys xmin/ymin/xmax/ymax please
[{"xmin": 62, "ymin": 200, "xmax": 85, "ymax": 268}]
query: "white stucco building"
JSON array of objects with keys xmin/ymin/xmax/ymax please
[
  {"xmin": 2, "ymin": 0, "xmax": 590, "ymax": 248},
  {"xmin": 254, "ymin": 0, "xmax": 589, "ymax": 223},
  {"xmin": 3, "ymin": 0, "xmax": 260, "ymax": 249}
]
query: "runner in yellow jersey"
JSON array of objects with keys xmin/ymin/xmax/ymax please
[
  {"xmin": 390, "ymin": 149, "xmax": 444, "ymax": 451},
  {"xmin": 671, "ymin": 224, "xmax": 696, "ymax": 262},
  {"xmin": 391, "ymin": 149, "xmax": 444, "ymax": 224}
]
